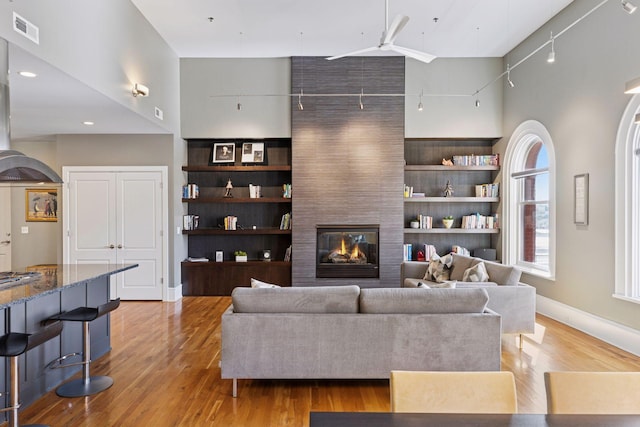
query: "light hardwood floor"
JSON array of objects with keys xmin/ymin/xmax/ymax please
[{"xmin": 15, "ymin": 297, "xmax": 640, "ymax": 426}]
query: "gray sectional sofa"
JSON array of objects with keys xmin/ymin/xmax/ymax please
[
  {"xmin": 401, "ymin": 254, "xmax": 536, "ymax": 338},
  {"xmin": 221, "ymin": 285, "xmax": 502, "ymax": 397}
]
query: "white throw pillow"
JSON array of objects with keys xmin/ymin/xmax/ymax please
[
  {"xmin": 462, "ymin": 262, "xmax": 489, "ymax": 282},
  {"xmin": 425, "ymin": 253, "xmax": 453, "ymax": 283},
  {"xmin": 250, "ymin": 278, "xmax": 281, "ymax": 288},
  {"xmin": 428, "ymin": 280, "xmax": 457, "ymax": 289},
  {"xmin": 417, "ymin": 282, "xmax": 431, "ymax": 288}
]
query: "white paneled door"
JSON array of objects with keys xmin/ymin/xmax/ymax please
[
  {"xmin": 0, "ymin": 187, "xmax": 11, "ymax": 272},
  {"xmin": 64, "ymin": 167, "xmax": 167, "ymax": 300}
]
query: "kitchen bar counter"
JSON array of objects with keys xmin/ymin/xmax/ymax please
[
  {"xmin": 0, "ymin": 264, "xmax": 136, "ymax": 421},
  {"xmin": 0, "ymin": 263, "xmax": 137, "ymax": 308}
]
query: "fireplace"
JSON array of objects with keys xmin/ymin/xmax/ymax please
[{"xmin": 316, "ymin": 225, "xmax": 379, "ymax": 278}]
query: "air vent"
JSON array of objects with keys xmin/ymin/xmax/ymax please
[{"xmin": 13, "ymin": 12, "xmax": 39, "ymax": 45}]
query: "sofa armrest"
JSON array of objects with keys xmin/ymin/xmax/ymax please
[{"xmin": 401, "ymin": 261, "xmax": 429, "ymax": 286}]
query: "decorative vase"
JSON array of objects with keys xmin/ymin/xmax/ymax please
[
  {"xmin": 410, "ymin": 220, "xmax": 420, "ymax": 229},
  {"xmin": 235, "ymin": 255, "xmax": 248, "ymax": 262},
  {"xmin": 442, "ymin": 219, "xmax": 454, "ymax": 229}
]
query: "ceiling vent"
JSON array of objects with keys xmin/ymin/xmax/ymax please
[{"xmin": 13, "ymin": 12, "xmax": 39, "ymax": 45}]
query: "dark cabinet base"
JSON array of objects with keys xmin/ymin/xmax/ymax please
[{"xmin": 181, "ymin": 261, "xmax": 292, "ymax": 296}]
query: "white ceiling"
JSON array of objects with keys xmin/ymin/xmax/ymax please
[{"xmin": 8, "ymin": 0, "xmax": 574, "ymax": 141}]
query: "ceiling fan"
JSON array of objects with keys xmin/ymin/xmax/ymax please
[{"xmin": 326, "ymin": 0, "xmax": 437, "ymax": 64}]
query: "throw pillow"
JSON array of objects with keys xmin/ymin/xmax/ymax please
[
  {"xmin": 425, "ymin": 253, "xmax": 453, "ymax": 283},
  {"xmin": 428, "ymin": 280, "xmax": 457, "ymax": 289},
  {"xmin": 462, "ymin": 262, "xmax": 489, "ymax": 282},
  {"xmin": 417, "ymin": 282, "xmax": 431, "ymax": 288},
  {"xmin": 250, "ymin": 278, "xmax": 281, "ymax": 288}
]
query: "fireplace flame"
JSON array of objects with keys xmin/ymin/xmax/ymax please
[
  {"xmin": 341, "ymin": 238, "xmax": 347, "ymax": 255},
  {"xmin": 351, "ymin": 244, "xmax": 360, "ymax": 258}
]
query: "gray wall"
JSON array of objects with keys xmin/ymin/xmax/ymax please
[
  {"xmin": 291, "ymin": 56, "xmax": 405, "ymax": 287},
  {"xmin": 0, "ymin": 0, "xmax": 186, "ymax": 288},
  {"xmin": 180, "ymin": 58, "xmax": 291, "ymax": 138},
  {"xmin": 499, "ymin": 0, "xmax": 640, "ymax": 330},
  {"xmin": 406, "ymin": 58, "xmax": 503, "ymax": 138}
]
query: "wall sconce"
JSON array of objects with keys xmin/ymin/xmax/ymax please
[
  {"xmin": 624, "ymin": 77, "xmax": 640, "ymax": 94},
  {"xmin": 132, "ymin": 83, "xmax": 149, "ymax": 97}
]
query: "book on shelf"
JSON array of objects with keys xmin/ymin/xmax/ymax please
[
  {"xmin": 186, "ymin": 256, "xmax": 208, "ymax": 262},
  {"xmin": 475, "ymin": 183, "xmax": 500, "ymax": 198},
  {"xmin": 417, "ymin": 214, "xmax": 432, "ymax": 229},
  {"xmin": 424, "ymin": 244, "xmax": 437, "ymax": 260},
  {"xmin": 411, "ymin": 192, "xmax": 426, "ymax": 198},
  {"xmin": 284, "ymin": 245, "xmax": 292, "ymax": 261},
  {"xmin": 182, "ymin": 215, "xmax": 199, "ymax": 230},
  {"xmin": 460, "ymin": 213, "xmax": 500, "ymax": 229},
  {"xmin": 403, "ymin": 243, "xmax": 413, "ymax": 261},
  {"xmin": 223, "ymin": 215, "xmax": 238, "ymax": 230},
  {"xmin": 451, "ymin": 245, "xmax": 470, "ymax": 256},
  {"xmin": 452, "ymin": 154, "xmax": 499, "ymax": 167},
  {"xmin": 282, "ymin": 183, "xmax": 292, "ymax": 198},
  {"xmin": 248, "ymin": 184, "xmax": 262, "ymax": 198},
  {"xmin": 279, "ymin": 212, "xmax": 292, "ymax": 230},
  {"xmin": 182, "ymin": 183, "xmax": 199, "ymax": 199},
  {"xmin": 403, "ymin": 185, "xmax": 414, "ymax": 198}
]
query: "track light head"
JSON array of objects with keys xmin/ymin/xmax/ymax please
[
  {"xmin": 506, "ymin": 64, "xmax": 515, "ymax": 88},
  {"xmin": 475, "ymin": 99, "xmax": 480, "ymax": 108},
  {"xmin": 132, "ymin": 83, "xmax": 149, "ymax": 97},
  {"xmin": 418, "ymin": 101, "xmax": 424, "ymax": 112},
  {"xmin": 547, "ymin": 32, "xmax": 556, "ymax": 63},
  {"xmin": 237, "ymin": 102, "xmax": 242, "ymax": 111},
  {"xmin": 297, "ymin": 91, "xmax": 304, "ymax": 111},
  {"xmin": 359, "ymin": 91, "xmax": 364, "ymax": 110},
  {"xmin": 622, "ymin": 0, "xmax": 637, "ymax": 14}
]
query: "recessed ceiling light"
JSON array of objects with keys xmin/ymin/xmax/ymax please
[
  {"xmin": 82, "ymin": 121, "xmax": 95, "ymax": 126},
  {"xmin": 18, "ymin": 71, "xmax": 37, "ymax": 78}
]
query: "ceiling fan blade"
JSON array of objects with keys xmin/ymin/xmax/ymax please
[
  {"xmin": 389, "ymin": 45, "xmax": 437, "ymax": 64},
  {"xmin": 383, "ymin": 15, "xmax": 409, "ymax": 45},
  {"xmin": 326, "ymin": 46, "xmax": 379, "ymax": 61}
]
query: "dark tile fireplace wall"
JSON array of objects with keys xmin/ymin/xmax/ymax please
[{"xmin": 291, "ymin": 56, "xmax": 405, "ymax": 287}]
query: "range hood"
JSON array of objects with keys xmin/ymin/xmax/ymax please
[{"xmin": 0, "ymin": 38, "xmax": 62, "ymax": 183}]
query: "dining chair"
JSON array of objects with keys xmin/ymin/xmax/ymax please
[
  {"xmin": 544, "ymin": 371, "xmax": 640, "ymax": 414},
  {"xmin": 390, "ymin": 370, "xmax": 518, "ymax": 414}
]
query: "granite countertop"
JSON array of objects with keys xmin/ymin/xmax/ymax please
[{"xmin": 0, "ymin": 264, "xmax": 138, "ymax": 309}]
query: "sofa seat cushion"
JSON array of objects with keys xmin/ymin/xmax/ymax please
[
  {"xmin": 232, "ymin": 285, "xmax": 360, "ymax": 314},
  {"xmin": 359, "ymin": 288, "xmax": 489, "ymax": 314}
]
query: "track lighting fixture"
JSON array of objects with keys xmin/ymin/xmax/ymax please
[
  {"xmin": 622, "ymin": 0, "xmax": 637, "ymax": 14},
  {"xmin": 475, "ymin": 98, "xmax": 480, "ymax": 108},
  {"xmin": 625, "ymin": 77, "xmax": 640, "ymax": 94},
  {"xmin": 359, "ymin": 90, "xmax": 364, "ymax": 110},
  {"xmin": 506, "ymin": 64, "xmax": 515, "ymax": 88},
  {"xmin": 297, "ymin": 90, "xmax": 304, "ymax": 111},
  {"xmin": 547, "ymin": 32, "xmax": 556, "ymax": 63},
  {"xmin": 131, "ymin": 83, "xmax": 149, "ymax": 97},
  {"xmin": 236, "ymin": 96, "xmax": 242, "ymax": 111},
  {"xmin": 417, "ymin": 89, "xmax": 424, "ymax": 112}
]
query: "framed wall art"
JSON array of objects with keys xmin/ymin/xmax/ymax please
[
  {"xmin": 26, "ymin": 188, "xmax": 58, "ymax": 222},
  {"xmin": 241, "ymin": 142, "xmax": 265, "ymax": 164},
  {"xmin": 574, "ymin": 173, "xmax": 589, "ymax": 225}
]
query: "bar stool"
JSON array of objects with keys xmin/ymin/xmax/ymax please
[
  {"xmin": 46, "ymin": 299, "xmax": 120, "ymax": 398},
  {"xmin": 0, "ymin": 320, "xmax": 63, "ymax": 427}
]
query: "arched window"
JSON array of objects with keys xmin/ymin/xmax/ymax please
[
  {"xmin": 614, "ymin": 96, "xmax": 640, "ymax": 303},
  {"xmin": 504, "ymin": 121, "xmax": 556, "ymax": 278}
]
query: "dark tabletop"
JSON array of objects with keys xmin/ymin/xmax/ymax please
[{"xmin": 309, "ymin": 412, "xmax": 640, "ymax": 427}]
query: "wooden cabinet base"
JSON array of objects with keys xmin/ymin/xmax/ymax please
[{"xmin": 181, "ymin": 261, "xmax": 292, "ymax": 296}]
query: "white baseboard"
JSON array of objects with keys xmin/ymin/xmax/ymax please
[
  {"xmin": 165, "ymin": 284, "xmax": 183, "ymax": 302},
  {"xmin": 536, "ymin": 295, "xmax": 640, "ymax": 357}
]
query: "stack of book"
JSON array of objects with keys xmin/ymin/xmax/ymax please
[
  {"xmin": 416, "ymin": 214, "xmax": 432, "ymax": 229},
  {"xmin": 452, "ymin": 154, "xmax": 499, "ymax": 166},
  {"xmin": 475, "ymin": 183, "xmax": 499, "ymax": 197},
  {"xmin": 282, "ymin": 184, "xmax": 292, "ymax": 198},
  {"xmin": 182, "ymin": 183, "xmax": 199, "ymax": 199},
  {"xmin": 224, "ymin": 215, "xmax": 238, "ymax": 230},
  {"xmin": 182, "ymin": 215, "xmax": 199, "ymax": 230},
  {"xmin": 451, "ymin": 245, "xmax": 470, "ymax": 256},
  {"xmin": 461, "ymin": 213, "xmax": 500, "ymax": 229},
  {"xmin": 279, "ymin": 212, "xmax": 292, "ymax": 230},
  {"xmin": 249, "ymin": 184, "xmax": 262, "ymax": 198},
  {"xmin": 403, "ymin": 244, "xmax": 413, "ymax": 261}
]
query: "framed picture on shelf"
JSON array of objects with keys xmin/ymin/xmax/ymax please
[
  {"xmin": 25, "ymin": 188, "xmax": 58, "ymax": 222},
  {"xmin": 211, "ymin": 143, "xmax": 236, "ymax": 164},
  {"xmin": 241, "ymin": 142, "xmax": 265, "ymax": 164}
]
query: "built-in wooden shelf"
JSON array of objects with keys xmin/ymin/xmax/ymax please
[
  {"xmin": 404, "ymin": 165, "xmax": 499, "ymax": 172},
  {"xmin": 182, "ymin": 165, "xmax": 291, "ymax": 172},
  {"xmin": 403, "ymin": 228, "xmax": 499, "ymax": 234},
  {"xmin": 404, "ymin": 197, "xmax": 499, "ymax": 203},
  {"xmin": 183, "ymin": 228, "xmax": 291, "ymax": 236},
  {"xmin": 182, "ymin": 197, "xmax": 292, "ymax": 204}
]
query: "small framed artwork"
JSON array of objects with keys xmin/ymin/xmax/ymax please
[
  {"xmin": 574, "ymin": 173, "xmax": 589, "ymax": 225},
  {"xmin": 211, "ymin": 143, "xmax": 236, "ymax": 164},
  {"xmin": 26, "ymin": 188, "xmax": 58, "ymax": 222},
  {"xmin": 241, "ymin": 142, "xmax": 265, "ymax": 164}
]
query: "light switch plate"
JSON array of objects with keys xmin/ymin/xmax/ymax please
[{"xmin": 21, "ymin": 226, "xmax": 29, "ymax": 234}]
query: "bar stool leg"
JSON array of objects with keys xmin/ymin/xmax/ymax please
[
  {"xmin": 55, "ymin": 321, "xmax": 113, "ymax": 398},
  {"xmin": 6, "ymin": 355, "xmax": 50, "ymax": 427}
]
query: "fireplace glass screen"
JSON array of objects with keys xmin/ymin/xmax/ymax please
[{"xmin": 316, "ymin": 225, "xmax": 379, "ymax": 278}]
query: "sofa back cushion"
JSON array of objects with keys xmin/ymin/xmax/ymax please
[
  {"xmin": 449, "ymin": 253, "xmax": 522, "ymax": 285},
  {"xmin": 359, "ymin": 288, "xmax": 489, "ymax": 314},
  {"xmin": 231, "ymin": 285, "xmax": 360, "ymax": 314}
]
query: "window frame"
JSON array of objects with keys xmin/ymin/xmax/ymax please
[
  {"xmin": 504, "ymin": 120, "xmax": 556, "ymax": 279},
  {"xmin": 614, "ymin": 95, "xmax": 640, "ymax": 303}
]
